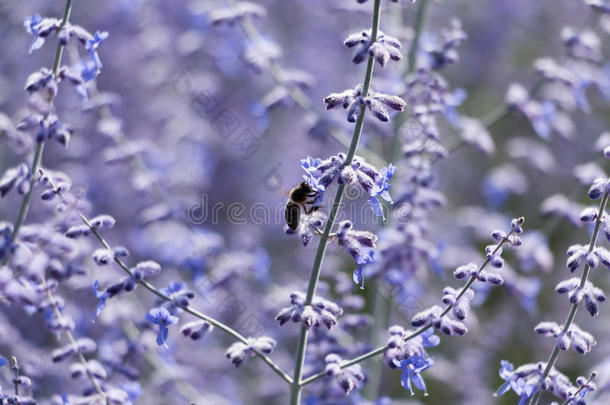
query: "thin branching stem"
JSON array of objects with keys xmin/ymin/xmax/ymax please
[
  {"xmin": 1, "ymin": 0, "xmax": 73, "ymax": 267},
  {"xmin": 299, "ymin": 221, "xmax": 521, "ymax": 387},
  {"xmin": 528, "ymin": 192, "xmax": 608, "ymax": 405}
]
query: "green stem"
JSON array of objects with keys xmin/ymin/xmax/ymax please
[
  {"xmin": 300, "ymin": 219, "xmax": 521, "ymax": 388},
  {"xmin": 528, "ymin": 192, "xmax": 608, "ymax": 405},
  {"xmin": 289, "ymin": 1, "xmax": 382, "ymax": 403},
  {"xmin": 1, "ymin": 0, "xmax": 73, "ymax": 267},
  {"xmin": 52, "ymin": 0, "xmax": 74, "ymax": 75}
]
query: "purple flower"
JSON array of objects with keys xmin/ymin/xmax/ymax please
[
  {"xmin": 146, "ymin": 307, "xmax": 179, "ymax": 346},
  {"xmin": 344, "ymin": 29, "xmax": 402, "ymax": 67},
  {"xmin": 275, "ymin": 291, "xmax": 343, "ymax": 330},
  {"xmin": 92, "ymin": 281, "xmax": 109, "ymax": 318},
  {"xmin": 368, "ymin": 163, "xmax": 396, "ymax": 219},
  {"xmin": 225, "ymin": 336, "xmax": 276, "ymax": 367},
  {"xmin": 85, "ymin": 30, "xmax": 109, "ymax": 70},
  {"xmin": 160, "ymin": 281, "xmax": 195, "ymax": 311},
  {"xmin": 324, "ymin": 85, "xmax": 406, "ymax": 123},
  {"xmin": 324, "ymin": 353, "xmax": 365, "ymax": 394},
  {"xmin": 336, "ymin": 220, "xmax": 377, "ymax": 287},
  {"xmin": 397, "ymin": 354, "xmax": 433, "ymax": 396},
  {"xmin": 494, "ymin": 360, "xmax": 538, "ymax": 405},
  {"xmin": 24, "ymin": 14, "xmax": 59, "ymax": 53}
]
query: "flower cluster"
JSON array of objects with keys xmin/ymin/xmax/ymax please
[
  {"xmin": 24, "ymin": 13, "xmax": 108, "ymax": 97},
  {"xmin": 180, "ymin": 320, "xmax": 214, "ymax": 341},
  {"xmin": 324, "ymin": 354, "xmax": 365, "ymax": 394},
  {"xmin": 300, "ymin": 154, "xmax": 395, "ymax": 216},
  {"xmin": 534, "ymin": 322, "xmax": 596, "ymax": 354},
  {"xmin": 384, "ymin": 326, "xmax": 439, "ymax": 395},
  {"xmin": 495, "ymin": 361, "xmax": 585, "ymax": 404},
  {"xmin": 324, "ymin": 85, "xmax": 406, "ymax": 122},
  {"xmin": 555, "ymin": 278, "xmax": 606, "ymax": 316},
  {"xmin": 226, "ymin": 337, "xmax": 277, "ymax": 367},
  {"xmin": 336, "ymin": 220, "xmax": 377, "ymax": 287},
  {"xmin": 344, "ymin": 29, "xmax": 402, "ymax": 67},
  {"xmin": 275, "ymin": 291, "xmax": 343, "ymax": 330}
]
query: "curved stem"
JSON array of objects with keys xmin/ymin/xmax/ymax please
[
  {"xmin": 528, "ymin": 192, "xmax": 608, "ymax": 405},
  {"xmin": 300, "ymin": 220, "xmax": 520, "ymax": 388},
  {"xmin": 76, "ymin": 211, "xmax": 293, "ymax": 385},
  {"xmin": 1, "ymin": 0, "xmax": 73, "ymax": 267},
  {"xmin": 289, "ymin": 1, "xmax": 382, "ymax": 403}
]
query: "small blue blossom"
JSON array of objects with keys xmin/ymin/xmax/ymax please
[
  {"xmin": 92, "ymin": 280, "xmax": 109, "ymax": 318},
  {"xmin": 160, "ymin": 281, "xmax": 195, "ymax": 311},
  {"xmin": 24, "ymin": 14, "xmax": 59, "ymax": 53},
  {"xmin": 24, "ymin": 14, "xmax": 44, "ymax": 52},
  {"xmin": 368, "ymin": 163, "xmax": 396, "ymax": 219},
  {"xmin": 336, "ymin": 220, "xmax": 377, "ymax": 288},
  {"xmin": 397, "ymin": 354, "xmax": 433, "ymax": 396},
  {"xmin": 352, "ymin": 251, "xmax": 374, "ymax": 288},
  {"xmin": 85, "ymin": 30, "xmax": 109, "ymax": 70},
  {"xmin": 494, "ymin": 361, "xmax": 538, "ymax": 405},
  {"xmin": 146, "ymin": 307, "xmax": 179, "ymax": 346},
  {"xmin": 300, "ymin": 154, "xmax": 343, "ymax": 194}
]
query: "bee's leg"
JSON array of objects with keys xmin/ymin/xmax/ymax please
[{"xmin": 304, "ymin": 205, "xmax": 320, "ymax": 214}]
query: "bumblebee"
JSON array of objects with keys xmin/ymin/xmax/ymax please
[{"xmin": 285, "ymin": 182, "xmax": 319, "ymax": 230}]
